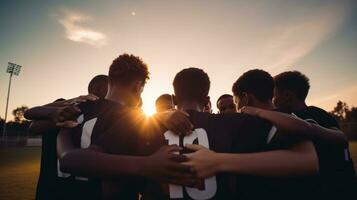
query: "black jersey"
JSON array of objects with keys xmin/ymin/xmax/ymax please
[
  {"xmin": 293, "ymin": 106, "xmax": 356, "ymax": 199},
  {"xmin": 143, "ymin": 110, "xmax": 275, "ymax": 200},
  {"xmin": 68, "ymin": 99, "xmax": 144, "ymax": 200}
]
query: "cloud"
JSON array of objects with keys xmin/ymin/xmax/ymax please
[
  {"xmin": 58, "ymin": 10, "xmax": 107, "ymax": 47},
  {"xmin": 262, "ymin": 3, "xmax": 351, "ymax": 71}
]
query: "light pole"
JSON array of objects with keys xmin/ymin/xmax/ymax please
[{"xmin": 2, "ymin": 62, "xmax": 22, "ymax": 139}]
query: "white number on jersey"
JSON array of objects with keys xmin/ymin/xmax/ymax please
[{"xmin": 164, "ymin": 128, "xmax": 217, "ymax": 200}]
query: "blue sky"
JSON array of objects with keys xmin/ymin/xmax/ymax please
[{"xmin": 1, "ymin": 0, "xmax": 357, "ymax": 117}]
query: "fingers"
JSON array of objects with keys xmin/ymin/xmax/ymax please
[
  {"xmin": 76, "ymin": 94, "xmax": 99, "ymax": 102},
  {"xmin": 164, "ymin": 145, "xmax": 183, "ymax": 153},
  {"xmin": 56, "ymin": 121, "xmax": 79, "ymax": 128},
  {"xmin": 185, "ymin": 144, "xmax": 205, "ymax": 151},
  {"xmin": 57, "ymin": 106, "xmax": 81, "ymax": 122},
  {"xmin": 169, "ymin": 153, "xmax": 188, "ymax": 162}
]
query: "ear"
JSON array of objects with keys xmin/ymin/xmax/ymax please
[
  {"xmin": 133, "ymin": 81, "xmax": 144, "ymax": 94},
  {"xmin": 172, "ymin": 95, "xmax": 178, "ymax": 105},
  {"xmin": 242, "ymin": 92, "xmax": 249, "ymax": 105},
  {"xmin": 203, "ymin": 96, "xmax": 210, "ymax": 106}
]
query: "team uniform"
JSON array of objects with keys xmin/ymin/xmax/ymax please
[
  {"xmin": 292, "ymin": 106, "xmax": 356, "ymax": 199},
  {"xmin": 36, "ymin": 127, "xmax": 66, "ymax": 200},
  {"xmin": 36, "ymin": 99, "xmax": 69, "ymax": 200},
  {"xmin": 66, "ymin": 99, "xmax": 145, "ymax": 200},
  {"xmin": 142, "ymin": 110, "xmax": 277, "ymax": 200}
]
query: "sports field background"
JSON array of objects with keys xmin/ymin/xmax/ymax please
[{"xmin": 1, "ymin": 143, "xmax": 357, "ymax": 200}]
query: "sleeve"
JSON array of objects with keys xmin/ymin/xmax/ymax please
[{"xmin": 90, "ymin": 110, "xmax": 144, "ymax": 155}]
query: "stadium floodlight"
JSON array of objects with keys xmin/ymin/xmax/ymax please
[{"xmin": 2, "ymin": 62, "xmax": 22, "ymax": 139}]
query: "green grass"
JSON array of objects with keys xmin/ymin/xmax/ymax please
[
  {"xmin": 0, "ymin": 143, "xmax": 357, "ymax": 200},
  {"xmin": 0, "ymin": 147, "xmax": 41, "ymax": 200}
]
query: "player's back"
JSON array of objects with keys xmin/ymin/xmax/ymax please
[
  {"xmin": 143, "ymin": 110, "xmax": 274, "ymax": 200},
  {"xmin": 293, "ymin": 106, "xmax": 356, "ymax": 199},
  {"xmin": 61, "ymin": 99, "xmax": 141, "ymax": 200}
]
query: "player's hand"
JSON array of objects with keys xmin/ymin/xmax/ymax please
[
  {"xmin": 140, "ymin": 145, "xmax": 196, "ymax": 187},
  {"xmin": 65, "ymin": 94, "xmax": 99, "ymax": 105},
  {"xmin": 183, "ymin": 144, "xmax": 219, "ymax": 179},
  {"xmin": 155, "ymin": 110, "xmax": 194, "ymax": 136},
  {"xmin": 239, "ymin": 106, "xmax": 261, "ymax": 116},
  {"xmin": 52, "ymin": 105, "xmax": 81, "ymax": 128}
]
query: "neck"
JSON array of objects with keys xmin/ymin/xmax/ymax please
[
  {"xmin": 251, "ymin": 100, "xmax": 275, "ymax": 110},
  {"xmin": 105, "ymin": 88, "xmax": 128, "ymax": 105},
  {"xmin": 177, "ymin": 101, "xmax": 203, "ymax": 112}
]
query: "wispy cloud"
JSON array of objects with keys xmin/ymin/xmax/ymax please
[
  {"xmin": 58, "ymin": 10, "xmax": 107, "ymax": 47},
  {"xmin": 263, "ymin": 3, "xmax": 351, "ymax": 71}
]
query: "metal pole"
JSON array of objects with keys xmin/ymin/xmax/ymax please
[{"xmin": 2, "ymin": 72, "xmax": 13, "ymax": 139}]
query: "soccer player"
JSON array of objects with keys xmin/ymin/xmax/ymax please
[
  {"xmin": 155, "ymin": 94, "xmax": 175, "ymax": 113},
  {"xmin": 203, "ymin": 99, "xmax": 213, "ymax": 113},
  {"xmin": 24, "ymin": 75, "xmax": 108, "ymax": 200},
  {"xmin": 57, "ymin": 54, "xmax": 195, "ymax": 200},
  {"xmin": 273, "ymin": 70, "xmax": 356, "ymax": 198},
  {"xmin": 143, "ymin": 68, "xmax": 318, "ymax": 200},
  {"xmin": 216, "ymin": 94, "xmax": 236, "ymax": 114}
]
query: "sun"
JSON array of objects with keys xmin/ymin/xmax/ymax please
[{"xmin": 142, "ymin": 101, "xmax": 156, "ymax": 117}]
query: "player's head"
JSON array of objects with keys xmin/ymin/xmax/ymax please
[
  {"xmin": 203, "ymin": 99, "xmax": 213, "ymax": 113},
  {"xmin": 273, "ymin": 71, "xmax": 310, "ymax": 112},
  {"xmin": 217, "ymin": 94, "xmax": 236, "ymax": 114},
  {"xmin": 108, "ymin": 54, "xmax": 149, "ymax": 106},
  {"xmin": 155, "ymin": 94, "xmax": 174, "ymax": 113},
  {"xmin": 173, "ymin": 68, "xmax": 210, "ymax": 110},
  {"xmin": 88, "ymin": 75, "xmax": 108, "ymax": 99},
  {"xmin": 232, "ymin": 69, "xmax": 274, "ymax": 110}
]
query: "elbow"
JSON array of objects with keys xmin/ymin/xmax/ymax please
[
  {"xmin": 58, "ymin": 152, "xmax": 72, "ymax": 173},
  {"xmin": 24, "ymin": 110, "xmax": 32, "ymax": 120}
]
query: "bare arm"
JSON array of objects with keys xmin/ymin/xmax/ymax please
[
  {"xmin": 241, "ymin": 106, "xmax": 347, "ymax": 144},
  {"xmin": 28, "ymin": 120, "xmax": 57, "ymax": 135},
  {"xmin": 184, "ymin": 140, "xmax": 319, "ymax": 178},
  {"xmin": 57, "ymin": 128, "xmax": 193, "ymax": 184}
]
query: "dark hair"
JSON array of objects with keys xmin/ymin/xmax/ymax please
[
  {"xmin": 88, "ymin": 75, "xmax": 108, "ymax": 96},
  {"xmin": 155, "ymin": 94, "xmax": 172, "ymax": 106},
  {"xmin": 108, "ymin": 54, "xmax": 149, "ymax": 86},
  {"xmin": 173, "ymin": 68, "xmax": 210, "ymax": 103},
  {"xmin": 274, "ymin": 71, "xmax": 310, "ymax": 100},
  {"xmin": 216, "ymin": 94, "xmax": 233, "ymax": 108},
  {"xmin": 232, "ymin": 69, "xmax": 274, "ymax": 102}
]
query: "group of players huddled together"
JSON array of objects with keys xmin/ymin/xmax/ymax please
[{"xmin": 24, "ymin": 54, "xmax": 356, "ymax": 200}]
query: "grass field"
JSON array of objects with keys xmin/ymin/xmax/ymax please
[{"xmin": 1, "ymin": 143, "xmax": 357, "ymax": 200}]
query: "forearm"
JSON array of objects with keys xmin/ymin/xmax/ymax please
[
  {"xmin": 59, "ymin": 149, "xmax": 145, "ymax": 178},
  {"xmin": 257, "ymin": 109, "xmax": 346, "ymax": 143},
  {"xmin": 216, "ymin": 142, "xmax": 319, "ymax": 177},
  {"xmin": 29, "ymin": 120, "xmax": 57, "ymax": 135},
  {"xmin": 24, "ymin": 106, "xmax": 58, "ymax": 120}
]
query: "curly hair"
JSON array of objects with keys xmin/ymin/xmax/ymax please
[
  {"xmin": 232, "ymin": 69, "xmax": 274, "ymax": 102},
  {"xmin": 173, "ymin": 68, "xmax": 210, "ymax": 103},
  {"xmin": 274, "ymin": 71, "xmax": 310, "ymax": 100},
  {"xmin": 109, "ymin": 54, "xmax": 149, "ymax": 86}
]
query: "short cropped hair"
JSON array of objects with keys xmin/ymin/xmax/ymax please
[
  {"xmin": 216, "ymin": 94, "xmax": 233, "ymax": 108},
  {"xmin": 274, "ymin": 71, "xmax": 310, "ymax": 100},
  {"xmin": 108, "ymin": 54, "xmax": 149, "ymax": 86},
  {"xmin": 155, "ymin": 94, "xmax": 173, "ymax": 106},
  {"xmin": 88, "ymin": 75, "xmax": 108, "ymax": 96},
  {"xmin": 173, "ymin": 68, "xmax": 210, "ymax": 103},
  {"xmin": 232, "ymin": 69, "xmax": 274, "ymax": 102}
]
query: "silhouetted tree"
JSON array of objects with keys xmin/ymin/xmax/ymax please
[
  {"xmin": 346, "ymin": 107, "xmax": 357, "ymax": 122},
  {"xmin": 330, "ymin": 101, "xmax": 349, "ymax": 121},
  {"xmin": 12, "ymin": 105, "xmax": 29, "ymax": 123}
]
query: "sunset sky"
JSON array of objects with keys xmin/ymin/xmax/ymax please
[{"xmin": 1, "ymin": 0, "xmax": 357, "ymax": 118}]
